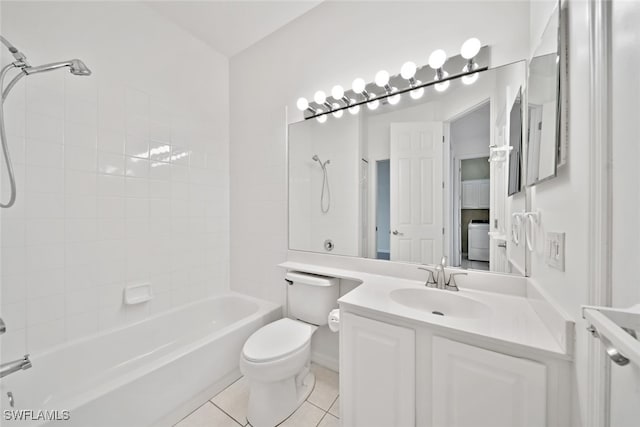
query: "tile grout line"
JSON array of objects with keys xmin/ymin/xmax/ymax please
[{"xmin": 211, "ymin": 401, "xmax": 245, "ymax": 427}]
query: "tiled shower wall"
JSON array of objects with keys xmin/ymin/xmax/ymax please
[{"xmin": 0, "ymin": 2, "xmax": 229, "ymax": 359}]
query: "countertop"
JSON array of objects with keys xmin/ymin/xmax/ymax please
[{"xmin": 279, "ymin": 261, "xmax": 571, "ymax": 360}]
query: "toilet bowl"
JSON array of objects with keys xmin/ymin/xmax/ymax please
[
  {"xmin": 240, "ymin": 272, "xmax": 338, "ymax": 427},
  {"xmin": 240, "ymin": 318, "xmax": 317, "ymax": 427}
]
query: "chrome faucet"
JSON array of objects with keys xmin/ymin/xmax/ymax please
[
  {"xmin": 0, "ymin": 355, "xmax": 32, "ymax": 379},
  {"xmin": 417, "ymin": 256, "xmax": 467, "ymax": 292}
]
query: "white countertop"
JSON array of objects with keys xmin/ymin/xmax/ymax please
[{"xmin": 280, "ymin": 261, "xmax": 570, "ymax": 360}]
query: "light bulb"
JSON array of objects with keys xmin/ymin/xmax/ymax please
[
  {"xmin": 461, "ymin": 38, "xmax": 481, "ymax": 60},
  {"xmin": 428, "ymin": 49, "xmax": 447, "ymax": 69},
  {"xmin": 367, "ymin": 94, "xmax": 379, "ymax": 110},
  {"xmin": 400, "ymin": 61, "xmax": 417, "ymax": 80},
  {"xmin": 352, "ymin": 78, "xmax": 366, "ymax": 94},
  {"xmin": 296, "ymin": 97, "xmax": 309, "ymax": 111},
  {"xmin": 410, "ymin": 81, "xmax": 424, "ymax": 100},
  {"xmin": 331, "ymin": 85, "xmax": 344, "ymax": 100},
  {"xmin": 332, "ymin": 103, "xmax": 343, "ymax": 118},
  {"xmin": 462, "ymin": 62, "xmax": 479, "ymax": 85},
  {"xmin": 375, "ymin": 70, "xmax": 390, "ymax": 87},
  {"xmin": 314, "ymin": 90, "xmax": 326, "ymax": 104},
  {"xmin": 316, "ymin": 114, "xmax": 327, "ymax": 123},
  {"xmin": 348, "ymin": 101, "xmax": 360, "ymax": 115},
  {"xmin": 435, "ymin": 71, "xmax": 450, "ymax": 92},
  {"xmin": 388, "ymin": 88, "xmax": 401, "ymax": 105},
  {"xmin": 462, "ymin": 73, "xmax": 479, "ymax": 85}
]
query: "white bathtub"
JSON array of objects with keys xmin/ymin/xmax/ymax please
[{"xmin": 0, "ymin": 293, "xmax": 280, "ymax": 427}]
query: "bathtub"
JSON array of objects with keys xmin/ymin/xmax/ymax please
[{"xmin": 0, "ymin": 293, "xmax": 281, "ymax": 427}]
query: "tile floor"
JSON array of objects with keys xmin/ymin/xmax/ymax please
[{"xmin": 175, "ymin": 364, "xmax": 339, "ymax": 427}]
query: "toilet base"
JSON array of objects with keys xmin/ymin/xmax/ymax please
[{"xmin": 246, "ymin": 369, "xmax": 315, "ymax": 427}]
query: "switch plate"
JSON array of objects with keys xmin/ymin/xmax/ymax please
[{"xmin": 545, "ymin": 232, "xmax": 565, "ymax": 271}]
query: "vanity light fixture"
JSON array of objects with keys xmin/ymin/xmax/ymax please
[
  {"xmin": 332, "ymin": 85, "xmax": 359, "ymax": 115},
  {"xmin": 428, "ymin": 49, "xmax": 450, "ymax": 92},
  {"xmin": 460, "ymin": 37, "xmax": 481, "ymax": 85},
  {"xmin": 298, "ymin": 37, "xmax": 486, "ymax": 121},
  {"xmin": 401, "ymin": 61, "xmax": 425, "ymax": 100}
]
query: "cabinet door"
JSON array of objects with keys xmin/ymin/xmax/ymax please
[
  {"xmin": 432, "ymin": 337, "xmax": 546, "ymax": 427},
  {"xmin": 477, "ymin": 180, "xmax": 490, "ymax": 208},
  {"xmin": 461, "ymin": 181, "xmax": 477, "ymax": 208},
  {"xmin": 341, "ymin": 312, "xmax": 415, "ymax": 427}
]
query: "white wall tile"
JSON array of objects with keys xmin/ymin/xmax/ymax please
[
  {"xmin": 66, "ymin": 311, "xmax": 98, "ymax": 341},
  {"xmin": 66, "ymin": 145, "xmax": 97, "ymax": 172},
  {"xmin": 1, "ymin": 1, "xmax": 230, "ymax": 355},
  {"xmin": 26, "ymin": 140, "xmax": 64, "ymax": 167},
  {"xmin": 66, "ymin": 122, "xmax": 97, "ymax": 148},
  {"xmin": 27, "ymin": 319, "xmax": 65, "ymax": 353},
  {"xmin": 98, "ymin": 151, "xmax": 125, "ymax": 176},
  {"xmin": 26, "ymin": 112, "xmax": 64, "ymax": 144},
  {"xmin": 27, "ymin": 294, "xmax": 64, "ymax": 326},
  {"xmin": 27, "ymin": 268, "xmax": 65, "ymax": 299}
]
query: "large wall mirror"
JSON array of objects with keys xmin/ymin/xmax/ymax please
[{"xmin": 289, "ymin": 61, "xmax": 528, "ymax": 275}]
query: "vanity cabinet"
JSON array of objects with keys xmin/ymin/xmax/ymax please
[
  {"xmin": 340, "ymin": 311, "xmax": 562, "ymax": 427},
  {"xmin": 431, "ymin": 337, "xmax": 547, "ymax": 427},
  {"xmin": 340, "ymin": 312, "xmax": 415, "ymax": 427},
  {"xmin": 462, "ymin": 179, "xmax": 490, "ymax": 209}
]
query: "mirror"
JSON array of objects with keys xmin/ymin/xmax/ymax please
[
  {"xmin": 288, "ymin": 61, "xmax": 527, "ymax": 275},
  {"xmin": 526, "ymin": 4, "xmax": 561, "ymax": 185},
  {"xmin": 508, "ymin": 90, "xmax": 523, "ymax": 196}
]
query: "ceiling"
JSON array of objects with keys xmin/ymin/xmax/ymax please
[{"xmin": 148, "ymin": 1, "xmax": 323, "ymax": 57}]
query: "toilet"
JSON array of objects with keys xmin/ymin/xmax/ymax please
[{"xmin": 240, "ymin": 271, "xmax": 339, "ymax": 427}]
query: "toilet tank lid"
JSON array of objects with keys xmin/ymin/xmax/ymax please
[{"xmin": 285, "ymin": 271, "xmax": 338, "ymax": 287}]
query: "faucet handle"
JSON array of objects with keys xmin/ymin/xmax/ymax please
[
  {"xmin": 417, "ymin": 267, "xmax": 437, "ymax": 286},
  {"xmin": 446, "ymin": 272, "xmax": 467, "ymax": 291}
]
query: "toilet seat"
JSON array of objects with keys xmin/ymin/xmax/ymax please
[{"xmin": 242, "ymin": 318, "xmax": 316, "ymax": 363}]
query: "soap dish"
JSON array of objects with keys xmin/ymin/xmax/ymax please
[{"xmin": 123, "ymin": 282, "xmax": 153, "ymax": 305}]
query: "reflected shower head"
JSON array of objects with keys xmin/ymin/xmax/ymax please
[
  {"xmin": 312, "ymin": 154, "xmax": 320, "ymax": 162},
  {"xmin": 23, "ymin": 59, "xmax": 91, "ymax": 76}
]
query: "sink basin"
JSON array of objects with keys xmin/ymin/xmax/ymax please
[{"xmin": 389, "ymin": 288, "xmax": 491, "ymax": 319}]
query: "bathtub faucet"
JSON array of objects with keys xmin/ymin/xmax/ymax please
[{"xmin": 0, "ymin": 354, "xmax": 32, "ymax": 379}]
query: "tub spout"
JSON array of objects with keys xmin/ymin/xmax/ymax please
[{"xmin": 0, "ymin": 355, "xmax": 32, "ymax": 379}]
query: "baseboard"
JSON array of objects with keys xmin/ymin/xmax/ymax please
[
  {"xmin": 154, "ymin": 368, "xmax": 242, "ymax": 427},
  {"xmin": 311, "ymin": 350, "xmax": 339, "ymax": 372}
]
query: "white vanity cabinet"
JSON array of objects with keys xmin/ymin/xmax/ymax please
[
  {"xmin": 431, "ymin": 337, "xmax": 547, "ymax": 427},
  {"xmin": 340, "ymin": 310, "xmax": 568, "ymax": 427},
  {"xmin": 462, "ymin": 179, "xmax": 490, "ymax": 209},
  {"xmin": 340, "ymin": 312, "xmax": 416, "ymax": 427}
]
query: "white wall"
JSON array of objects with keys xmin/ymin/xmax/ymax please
[
  {"xmin": 526, "ymin": 1, "xmax": 590, "ymax": 425},
  {"xmin": 0, "ymin": 1, "xmax": 229, "ymax": 358},
  {"xmin": 229, "ymin": 1, "xmax": 531, "ymax": 368}
]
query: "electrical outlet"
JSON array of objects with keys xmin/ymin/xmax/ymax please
[{"xmin": 545, "ymin": 232, "xmax": 565, "ymax": 271}]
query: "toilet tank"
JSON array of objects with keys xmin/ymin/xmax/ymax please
[{"xmin": 285, "ymin": 271, "xmax": 339, "ymax": 326}]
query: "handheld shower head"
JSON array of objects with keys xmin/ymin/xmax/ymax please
[
  {"xmin": 69, "ymin": 59, "xmax": 91, "ymax": 76},
  {"xmin": 23, "ymin": 59, "xmax": 91, "ymax": 76}
]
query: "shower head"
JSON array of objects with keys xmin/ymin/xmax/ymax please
[
  {"xmin": 312, "ymin": 155, "xmax": 320, "ymax": 162},
  {"xmin": 23, "ymin": 59, "xmax": 91, "ymax": 76}
]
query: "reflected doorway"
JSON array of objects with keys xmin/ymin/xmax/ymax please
[{"xmin": 375, "ymin": 159, "xmax": 390, "ymax": 260}]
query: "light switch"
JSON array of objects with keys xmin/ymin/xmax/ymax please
[{"xmin": 545, "ymin": 232, "xmax": 565, "ymax": 271}]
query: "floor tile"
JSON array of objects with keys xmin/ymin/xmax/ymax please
[
  {"xmin": 175, "ymin": 402, "xmax": 241, "ymax": 427},
  {"xmin": 210, "ymin": 376, "xmax": 250, "ymax": 426},
  {"xmin": 278, "ymin": 401, "xmax": 325, "ymax": 427},
  {"xmin": 328, "ymin": 396, "xmax": 339, "ymax": 418},
  {"xmin": 317, "ymin": 413, "xmax": 340, "ymax": 427},
  {"xmin": 307, "ymin": 364, "xmax": 339, "ymax": 411}
]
